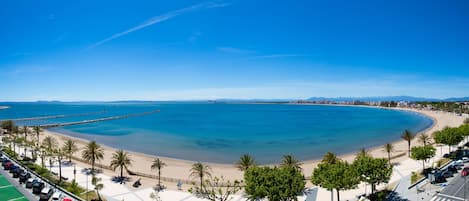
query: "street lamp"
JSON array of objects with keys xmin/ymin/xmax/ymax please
[{"xmin": 73, "ymin": 165, "xmax": 76, "ymax": 181}]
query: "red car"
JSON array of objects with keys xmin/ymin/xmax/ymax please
[
  {"xmin": 461, "ymin": 167, "xmax": 469, "ymax": 177},
  {"xmin": 4, "ymin": 162, "xmax": 13, "ymax": 170}
]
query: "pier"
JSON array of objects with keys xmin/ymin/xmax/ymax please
[
  {"xmin": 38, "ymin": 109, "xmax": 160, "ymax": 128},
  {"xmin": 0, "ymin": 110, "xmax": 107, "ymax": 122}
]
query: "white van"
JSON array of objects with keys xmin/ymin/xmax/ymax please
[{"xmin": 39, "ymin": 187, "xmax": 53, "ymax": 200}]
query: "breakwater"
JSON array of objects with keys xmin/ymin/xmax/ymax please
[{"xmin": 39, "ymin": 109, "xmax": 160, "ymax": 128}]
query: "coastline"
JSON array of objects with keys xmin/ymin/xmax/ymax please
[{"xmin": 40, "ymin": 106, "xmax": 465, "ymax": 190}]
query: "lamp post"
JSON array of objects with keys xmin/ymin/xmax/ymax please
[{"xmin": 73, "ymin": 165, "xmax": 76, "ymax": 181}]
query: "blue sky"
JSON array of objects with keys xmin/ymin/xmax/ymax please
[{"xmin": 1, "ymin": 0, "xmax": 468, "ymax": 101}]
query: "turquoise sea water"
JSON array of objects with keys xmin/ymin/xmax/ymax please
[{"xmin": 0, "ymin": 102, "xmax": 433, "ymax": 164}]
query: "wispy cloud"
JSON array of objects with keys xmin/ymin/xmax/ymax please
[
  {"xmin": 248, "ymin": 54, "xmax": 306, "ymax": 59},
  {"xmin": 217, "ymin": 46, "xmax": 256, "ymax": 54},
  {"xmin": 88, "ymin": 1, "xmax": 229, "ymax": 49}
]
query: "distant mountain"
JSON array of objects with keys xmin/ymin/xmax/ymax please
[
  {"xmin": 443, "ymin": 97, "xmax": 469, "ymax": 102},
  {"xmin": 307, "ymin": 96, "xmax": 450, "ymax": 102}
]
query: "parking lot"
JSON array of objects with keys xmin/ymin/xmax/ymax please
[
  {"xmin": 1, "ymin": 153, "xmax": 79, "ymax": 201},
  {"xmin": 431, "ymin": 157, "xmax": 469, "ymax": 201}
]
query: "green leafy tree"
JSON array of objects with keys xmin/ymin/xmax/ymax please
[
  {"xmin": 81, "ymin": 141, "xmax": 104, "ymax": 173},
  {"xmin": 280, "ymin": 154, "xmax": 302, "ymax": 170},
  {"xmin": 383, "ymin": 143, "xmax": 394, "ymax": 165},
  {"xmin": 244, "ymin": 166, "xmax": 305, "ymax": 201},
  {"xmin": 401, "ymin": 130, "xmax": 415, "ymax": 157},
  {"xmin": 110, "ymin": 150, "xmax": 132, "ymax": 180},
  {"xmin": 151, "ymin": 158, "xmax": 166, "ymax": 189},
  {"xmin": 353, "ymin": 155, "xmax": 393, "ymax": 196},
  {"xmin": 190, "ymin": 162, "xmax": 212, "ymax": 189},
  {"xmin": 62, "ymin": 139, "xmax": 78, "ymax": 163},
  {"xmin": 189, "ymin": 176, "xmax": 242, "ymax": 201},
  {"xmin": 411, "ymin": 145, "xmax": 436, "ymax": 171},
  {"xmin": 235, "ymin": 154, "xmax": 256, "ymax": 171},
  {"xmin": 311, "ymin": 160, "xmax": 359, "ymax": 201}
]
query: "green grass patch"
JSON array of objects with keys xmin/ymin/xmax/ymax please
[{"xmin": 411, "ymin": 171, "xmax": 425, "ymax": 184}]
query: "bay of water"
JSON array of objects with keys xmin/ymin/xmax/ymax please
[{"xmin": 0, "ymin": 102, "xmax": 433, "ymax": 164}]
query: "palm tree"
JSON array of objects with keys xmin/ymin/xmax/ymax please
[
  {"xmin": 190, "ymin": 162, "xmax": 211, "ymax": 189},
  {"xmin": 33, "ymin": 126, "xmax": 42, "ymax": 146},
  {"xmin": 56, "ymin": 148, "xmax": 65, "ymax": 183},
  {"xmin": 383, "ymin": 143, "xmax": 394, "ymax": 165},
  {"xmin": 11, "ymin": 126, "xmax": 20, "ymax": 152},
  {"xmin": 42, "ymin": 136, "xmax": 58, "ymax": 171},
  {"xmin": 62, "ymin": 139, "xmax": 78, "ymax": 163},
  {"xmin": 401, "ymin": 129, "xmax": 415, "ymax": 157},
  {"xmin": 21, "ymin": 126, "xmax": 29, "ymax": 140},
  {"xmin": 280, "ymin": 154, "xmax": 302, "ymax": 170},
  {"xmin": 19, "ymin": 126, "xmax": 30, "ymax": 157},
  {"xmin": 235, "ymin": 154, "xmax": 256, "ymax": 171},
  {"xmin": 356, "ymin": 148, "xmax": 370, "ymax": 158},
  {"xmin": 81, "ymin": 141, "xmax": 104, "ymax": 173},
  {"xmin": 321, "ymin": 152, "xmax": 338, "ymax": 164},
  {"xmin": 92, "ymin": 176, "xmax": 104, "ymax": 201},
  {"xmin": 151, "ymin": 158, "xmax": 166, "ymax": 188},
  {"xmin": 110, "ymin": 150, "xmax": 132, "ymax": 182},
  {"xmin": 42, "ymin": 136, "xmax": 58, "ymax": 153},
  {"xmin": 418, "ymin": 133, "xmax": 430, "ymax": 146}
]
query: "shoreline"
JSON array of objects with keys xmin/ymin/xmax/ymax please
[{"xmin": 40, "ymin": 106, "xmax": 466, "ymax": 188}]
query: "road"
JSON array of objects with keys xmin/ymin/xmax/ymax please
[{"xmin": 432, "ymin": 173, "xmax": 469, "ymax": 201}]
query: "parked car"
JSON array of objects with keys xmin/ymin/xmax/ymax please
[
  {"xmin": 453, "ymin": 160, "xmax": 464, "ymax": 167},
  {"xmin": 39, "ymin": 187, "xmax": 54, "ymax": 200},
  {"xmin": 4, "ymin": 162, "xmax": 13, "ymax": 170},
  {"xmin": 462, "ymin": 157, "xmax": 469, "ymax": 163},
  {"xmin": 51, "ymin": 192, "xmax": 62, "ymax": 201},
  {"xmin": 19, "ymin": 172, "xmax": 31, "ymax": 183},
  {"xmin": 442, "ymin": 169, "xmax": 454, "ymax": 178},
  {"xmin": 25, "ymin": 178, "xmax": 36, "ymax": 188},
  {"xmin": 9, "ymin": 165, "xmax": 19, "ymax": 173},
  {"xmin": 12, "ymin": 168, "xmax": 24, "ymax": 178},
  {"xmin": 461, "ymin": 167, "xmax": 469, "ymax": 176},
  {"xmin": 32, "ymin": 181, "xmax": 45, "ymax": 194},
  {"xmin": 447, "ymin": 165, "xmax": 458, "ymax": 173}
]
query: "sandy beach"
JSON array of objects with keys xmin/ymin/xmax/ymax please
[{"xmin": 40, "ymin": 107, "xmax": 466, "ymax": 191}]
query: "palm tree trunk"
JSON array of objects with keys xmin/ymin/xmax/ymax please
[
  {"xmin": 388, "ymin": 152, "xmax": 391, "ymax": 165},
  {"xmin": 200, "ymin": 176, "xmax": 203, "ymax": 189},
  {"xmin": 408, "ymin": 141, "xmax": 411, "ymax": 156},
  {"xmin": 120, "ymin": 166, "xmax": 123, "ymax": 179},
  {"xmin": 158, "ymin": 170, "xmax": 161, "ymax": 187},
  {"xmin": 92, "ymin": 159, "xmax": 95, "ymax": 173}
]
